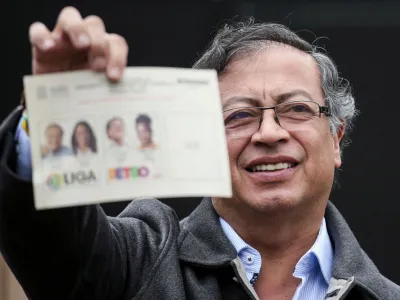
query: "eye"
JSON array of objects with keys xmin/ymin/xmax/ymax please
[
  {"xmin": 224, "ymin": 108, "xmax": 259, "ymax": 124},
  {"xmin": 230, "ymin": 111, "xmax": 254, "ymax": 119},
  {"xmin": 278, "ymin": 102, "xmax": 317, "ymax": 115},
  {"xmin": 290, "ymin": 103, "xmax": 313, "ymax": 113}
]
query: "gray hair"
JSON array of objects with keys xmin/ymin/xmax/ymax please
[{"xmin": 193, "ymin": 19, "xmax": 357, "ymax": 154}]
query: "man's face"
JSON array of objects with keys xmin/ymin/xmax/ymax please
[
  {"xmin": 108, "ymin": 119, "xmax": 125, "ymax": 144},
  {"xmin": 218, "ymin": 46, "xmax": 343, "ymax": 214},
  {"xmin": 136, "ymin": 123, "xmax": 152, "ymax": 146},
  {"xmin": 46, "ymin": 127, "xmax": 63, "ymax": 151}
]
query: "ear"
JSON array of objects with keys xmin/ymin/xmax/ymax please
[{"xmin": 333, "ymin": 120, "xmax": 345, "ymax": 168}]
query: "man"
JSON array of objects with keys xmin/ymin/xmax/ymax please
[
  {"xmin": 40, "ymin": 123, "xmax": 72, "ymax": 159},
  {"xmin": 106, "ymin": 116, "xmax": 129, "ymax": 164},
  {"xmin": 106, "ymin": 117, "xmax": 127, "ymax": 147},
  {"xmin": 0, "ymin": 7, "xmax": 398, "ymax": 300}
]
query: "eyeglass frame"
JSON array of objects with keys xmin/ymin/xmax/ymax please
[{"xmin": 222, "ymin": 100, "xmax": 331, "ymax": 131}]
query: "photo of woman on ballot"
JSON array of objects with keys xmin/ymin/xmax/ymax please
[
  {"xmin": 135, "ymin": 114, "xmax": 159, "ymax": 162},
  {"xmin": 71, "ymin": 120, "xmax": 97, "ymax": 162},
  {"xmin": 135, "ymin": 114, "xmax": 157, "ymax": 150},
  {"xmin": 133, "ymin": 113, "xmax": 162, "ymax": 177}
]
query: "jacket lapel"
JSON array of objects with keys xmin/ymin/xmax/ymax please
[
  {"xmin": 178, "ymin": 197, "xmax": 237, "ymax": 266},
  {"xmin": 325, "ymin": 202, "xmax": 387, "ymax": 299}
]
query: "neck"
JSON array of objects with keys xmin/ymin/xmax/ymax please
[
  {"xmin": 53, "ymin": 146, "xmax": 62, "ymax": 153},
  {"xmin": 213, "ymin": 197, "xmax": 326, "ymax": 285}
]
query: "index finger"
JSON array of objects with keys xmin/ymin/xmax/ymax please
[
  {"xmin": 53, "ymin": 6, "xmax": 90, "ymax": 49},
  {"xmin": 29, "ymin": 22, "xmax": 55, "ymax": 51}
]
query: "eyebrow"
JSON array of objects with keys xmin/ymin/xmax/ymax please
[
  {"xmin": 275, "ymin": 89, "xmax": 315, "ymax": 103},
  {"xmin": 222, "ymin": 97, "xmax": 260, "ymax": 111},
  {"xmin": 222, "ymin": 89, "xmax": 315, "ymax": 111}
]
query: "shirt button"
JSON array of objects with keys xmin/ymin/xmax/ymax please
[{"xmin": 246, "ymin": 255, "xmax": 254, "ymax": 264}]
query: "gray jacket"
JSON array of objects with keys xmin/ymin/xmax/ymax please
[{"xmin": 0, "ymin": 107, "xmax": 399, "ymax": 300}]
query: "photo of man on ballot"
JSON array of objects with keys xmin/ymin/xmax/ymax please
[
  {"xmin": 105, "ymin": 116, "xmax": 130, "ymax": 164},
  {"xmin": 40, "ymin": 122, "xmax": 72, "ymax": 160},
  {"xmin": 106, "ymin": 116, "xmax": 127, "ymax": 148}
]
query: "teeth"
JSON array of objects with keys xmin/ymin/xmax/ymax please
[{"xmin": 251, "ymin": 163, "xmax": 292, "ymax": 172}]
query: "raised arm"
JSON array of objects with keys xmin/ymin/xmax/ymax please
[{"xmin": 0, "ymin": 8, "xmax": 176, "ymax": 300}]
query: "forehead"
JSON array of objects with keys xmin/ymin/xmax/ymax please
[
  {"xmin": 110, "ymin": 119, "xmax": 123, "ymax": 127},
  {"xmin": 218, "ymin": 45, "xmax": 324, "ymax": 105},
  {"xmin": 137, "ymin": 123, "xmax": 149, "ymax": 129},
  {"xmin": 76, "ymin": 125, "xmax": 87, "ymax": 132},
  {"xmin": 47, "ymin": 126, "xmax": 61, "ymax": 134}
]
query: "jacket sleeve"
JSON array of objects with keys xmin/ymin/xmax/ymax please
[{"xmin": 0, "ymin": 107, "xmax": 179, "ymax": 300}]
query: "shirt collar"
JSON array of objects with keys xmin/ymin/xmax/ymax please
[
  {"xmin": 219, "ymin": 218, "xmax": 250, "ymax": 254},
  {"xmin": 297, "ymin": 217, "xmax": 333, "ymax": 284},
  {"xmin": 219, "ymin": 217, "xmax": 333, "ymax": 284}
]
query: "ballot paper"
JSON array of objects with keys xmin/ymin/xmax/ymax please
[{"xmin": 23, "ymin": 68, "xmax": 232, "ymax": 210}]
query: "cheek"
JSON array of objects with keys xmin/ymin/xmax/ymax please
[
  {"xmin": 78, "ymin": 134, "xmax": 86, "ymax": 142},
  {"xmin": 292, "ymin": 123, "xmax": 332, "ymax": 154},
  {"xmin": 227, "ymin": 138, "xmax": 250, "ymax": 169},
  {"xmin": 293, "ymin": 128, "xmax": 336, "ymax": 178}
]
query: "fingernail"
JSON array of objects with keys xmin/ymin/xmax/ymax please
[
  {"xmin": 92, "ymin": 57, "xmax": 106, "ymax": 70},
  {"xmin": 108, "ymin": 67, "xmax": 121, "ymax": 79},
  {"xmin": 76, "ymin": 34, "xmax": 90, "ymax": 47},
  {"xmin": 41, "ymin": 39, "xmax": 54, "ymax": 50}
]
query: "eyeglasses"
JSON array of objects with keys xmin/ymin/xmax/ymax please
[{"xmin": 223, "ymin": 100, "xmax": 331, "ymax": 139}]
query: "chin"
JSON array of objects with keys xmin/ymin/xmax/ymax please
[{"xmin": 242, "ymin": 190, "xmax": 303, "ymax": 215}]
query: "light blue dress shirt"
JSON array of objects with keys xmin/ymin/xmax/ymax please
[
  {"xmin": 220, "ymin": 217, "xmax": 333, "ymax": 300},
  {"xmin": 42, "ymin": 146, "xmax": 73, "ymax": 158}
]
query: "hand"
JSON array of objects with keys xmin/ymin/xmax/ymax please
[{"xmin": 29, "ymin": 6, "xmax": 128, "ymax": 81}]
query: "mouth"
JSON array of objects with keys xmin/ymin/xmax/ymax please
[
  {"xmin": 244, "ymin": 156, "xmax": 299, "ymax": 182},
  {"xmin": 246, "ymin": 162, "xmax": 297, "ymax": 173}
]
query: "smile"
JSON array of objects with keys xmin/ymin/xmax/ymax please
[{"xmin": 250, "ymin": 162, "xmax": 293, "ymax": 172}]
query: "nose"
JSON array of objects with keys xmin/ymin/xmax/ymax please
[{"xmin": 250, "ymin": 109, "xmax": 290, "ymax": 145}]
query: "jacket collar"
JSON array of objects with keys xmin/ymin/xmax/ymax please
[
  {"xmin": 178, "ymin": 197, "xmax": 237, "ymax": 267},
  {"xmin": 325, "ymin": 202, "xmax": 388, "ymax": 299},
  {"xmin": 179, "ymin": 198, "xmax": 387, "ymax": 298}
]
